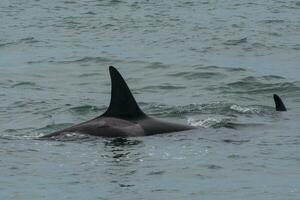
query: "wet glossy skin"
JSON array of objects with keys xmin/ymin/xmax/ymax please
[{"xmin": 42, "ymin": 116, "xmax": 195, "ymax": 138}]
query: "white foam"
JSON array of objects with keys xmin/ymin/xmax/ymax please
[
  {"xmin": 230, "ymin": 105, "xmax": 258, "ymax": 114},
  {"xmin": 187, "ymin": 117, "xmax": 222, "ymax": 128}
]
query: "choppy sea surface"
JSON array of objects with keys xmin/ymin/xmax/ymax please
[{"xmin": 1, "ymin": 0, "xmax": 300, "ymax": 199}]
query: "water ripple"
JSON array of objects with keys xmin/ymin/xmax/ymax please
[
  {"xmin": 0, "ymin": 37, "xmax": 39, "ymax": 47},
  {"xmin": 48, "ymin": 56, "xmax": 119, "ymax": 64},
  {"xmin": 224, "ymin": 37, "xmax": 247, "ymax": 45}
]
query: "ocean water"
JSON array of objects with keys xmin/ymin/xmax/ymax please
[{"xmin": 1, "ymin": 0, "xmax": 300, "ymax": 199}]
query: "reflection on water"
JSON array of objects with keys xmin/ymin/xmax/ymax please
[{"xmin": 104, "ymin": 137, "xmax": 142, "ymax": 147}]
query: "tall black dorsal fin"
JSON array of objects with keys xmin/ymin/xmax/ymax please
[
  {"xmin": 273, "ymin": 94, "xmax": 287, "ymax": 111},
  {"xmin": 101, "ymin": 66, "xmax": 146, "ymax": 119}
]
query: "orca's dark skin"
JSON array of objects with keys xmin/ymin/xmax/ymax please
[
  {"xmin": 273, "ymin": 94, "xmax": 287, "ymax": 111},
  {"xmin": 42, "ymin": 66, "xmax": 195, "ymax": 138}
]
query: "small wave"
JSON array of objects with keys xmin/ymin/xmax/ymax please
[
  {"xmin": 147, "ymin": 171, "xmax": 166, "ymax": 176},
  {"xmin": 0, "ymin": 37, "xmax": 38, "ymax": 47},
  {"xmin": 188, "ymin": 117, "xmax": 224, "ymax": 128},
  {"xmin": 227, "ymin": 154, "xmax": 248, "ymax": 159},
  {"xmin": 7, "ymin": 100, "xmax": 47, "ymax": 110},
  {"xmin": 119, "ymin": 184, "xmax": 135, "ymax": 188},
  {"xmin": 222, "ymin": 139, "xmax": 250, "ymax": 144},
  {"xmin": 39, "ymin": 132, "xmax": 93, "ymax": 142},
  {"xmin": 68, "ymin": 105, "xmax": 105, "ymax": 115},
  {"xmin": 1, "ymin": 128, "xmax": 38, "ymax": 140},
  {"xmin": 63, "ymin": 1, "xmax": 76, "ymax": 4},
  {"xmin": 38, "ymin": 123, "xmax": 74, "ymax": 132},
  {"xmin": 224, "ymin": 37, "xmax": 247, "ymax": 45},
  {"xmin": 227, "ymin": 82, "xmax": 299, "ymax": 94},
  {"xmin": 225, "ymin": 67, "xmax": 246, "ymax": 72},
  {"xmin": 146, "ymin": 62, "xmax": 170, "ymax": 69},
  {"xmin": 205, "ymin": 164, "xmax": 223, "ymax": 170},
  {"xmin": 102, "ymin": 23, "xmax": 115, "ymax": 28},
  {"xmin": 260, "ymin": 75, "xmax": 285, "ymax": 80},
  {"xmin": 142, "ymin": 85, "xmax": 186, "ymax": 92},
  {"xmin": 262, "ymin": 19, "xmax": 285, "ymax": 24},
  {"xmin": 146, "ymin": 102, "xmax": 265, "ymax": 118},
  {"xmin": 103, "ymin": 137, "xmax": 142, "ymax": 146},
  {"xmin": 73, "ymin": 56, "xmax": 115, "ymax": 63},
  {"xmin": 188, "ymin": 117, "xmax": 242, "ymax": 129},
  {"xmin": 84, "ymin": 11, "xmax": 96, "ymax": 15},
  {"xmin": 194, "ymin": 65, "xmax": 219, "ymax": 70},
  {"xmin": 10, "ymin": 81, "xmax": 42, "ymax": 90},
  {"xmin": 49, "ymin": 56, "xmax": 118, "ymax": 64},
  {"xmin": 168, "ymin": 71, "xmax": 226, "ymax": 80},
  {"xmin": 230, "ymin": 105, "xmax": 259, "ymax": 114},
  {"xmin": 110, "ymin": 0, "xmax": 123, "ymax": 3},
  {"xmin": 11, "ymin": 81, "xmax": 37, "ymax": 88},
  {"xmin": 292, "ymin": 44, "xmax": 300, "ymax": 50},
  {"xmin": 187, "ymin": 117, "xmax": 240, "ymax": 129},
  {"xmin": 19, "ymin": 37, "xmax": 36, "ymax": 42},
  {"xmin": 187, "ymin": 117, "xmax": 263, "ymax": 129},
  {"xmin": 0, "ymin": 41, "xmax": 15, "ymax": 47},
  {"xmin": 225, "ymin": 76, "xmax": 299, "ymax": 94},
  {"xmin": 145, "ymin": 103, "xmax": 203, "ymax": 117},
  {"xmin": 194, "ymin": 65, "xmax": 246, "ymax": 72},
  {"xmin": 78, "ymin": 73, "xmax": 102, "ymax": 77},
  {"xmin": 26, "ymin": 59, "xmax": 49, "ymax": 64},
  {"xmin": 251, "ymin": 42, "xmax": 269, "ymax": 49},
  {"xmin": 0, "ymin": 135, "xmax": 20, "ymax": 140}
]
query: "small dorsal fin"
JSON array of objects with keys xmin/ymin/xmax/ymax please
[
  {"xmin": 101, "ymin": 66, "xmax": 146, "ymax": 119},
  {"xmin": 273, "ymin": 94, "xmax": 287, "ymax": 111}
]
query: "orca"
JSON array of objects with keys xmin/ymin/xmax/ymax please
[
  {"xmin": 41, "ymin": 67, "xmax": 285, "ymax": 139},
  {"xmin": 273, "ymin": 94, "xmax": 287, "ymax": 111},
  {"xmin": 42, "ymin": 66, "xmax": 195, "ymax": 138}
]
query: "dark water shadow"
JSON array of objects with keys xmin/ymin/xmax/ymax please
[{"xmin": 104, "ymin": 137, "xmax": 142, "ymax": 147}]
